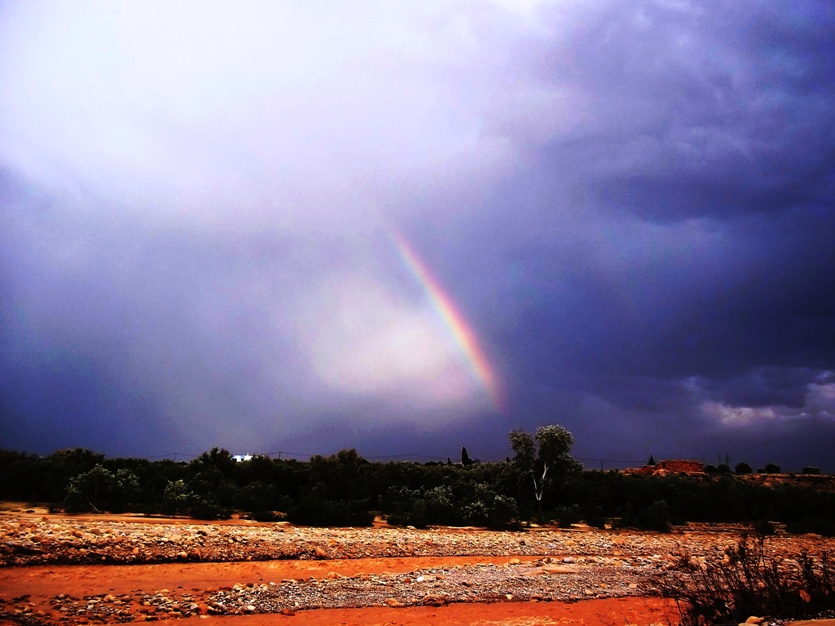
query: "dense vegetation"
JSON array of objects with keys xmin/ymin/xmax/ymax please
[{"xmin": 1, "ymin": 426, "xmax": 833, "ymax": 534}]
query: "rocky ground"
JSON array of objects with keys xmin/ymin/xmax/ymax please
[{"xmin": 1, "ymin": 511, "xmax": 834, "ymax": 625}]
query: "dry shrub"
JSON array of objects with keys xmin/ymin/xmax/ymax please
[{"xmin": 661, "ymin": 534, "xmax": 835, "ymax": 625}]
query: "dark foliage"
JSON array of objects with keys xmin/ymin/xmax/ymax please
[
  {"xmin": 288, "ymin": 498, "xmax": 374, "ymax": 527},
  {"xmin": 662, "ymin": 535, "xmax": 835, "ymax": 625},
  {"xmin": 735, "ymin": 462, "xmax": 752, "ymax": 475},
  {"xmin": 0, "ymin": 436, "xmax": 832, "ymax": 529}
]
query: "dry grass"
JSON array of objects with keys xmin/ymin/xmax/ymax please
[{"xmin": 661, "ymin": 534, "xmax": 835, "ymax": 625}]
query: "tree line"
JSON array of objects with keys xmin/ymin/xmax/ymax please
[{"xmin": 0, "ymin": 425, "xmax": 832, "ymax": 535}]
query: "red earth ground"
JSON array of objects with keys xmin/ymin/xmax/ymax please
[{"xmin": 0, "ymin": 509, "xmax": 749, "ymax": 625}]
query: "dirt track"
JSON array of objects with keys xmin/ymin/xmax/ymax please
[{"xmin": 1, "ymin": 511, "xmax": 833, "ymax": 625}]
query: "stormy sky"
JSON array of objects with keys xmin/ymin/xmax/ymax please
[{"xmin": 2, "ymin": 0, "xmax": 834, "ymax": 472}]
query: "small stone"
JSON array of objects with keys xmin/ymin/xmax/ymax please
[{"xmin": 385, "ymin": 598, "xmax": 404, "ymax": 607}]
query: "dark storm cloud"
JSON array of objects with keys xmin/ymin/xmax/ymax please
[
  {"xmin": 518, "ymin": 1, "xmax": 835, "ymax": 222},
  {"xmin": 1, "ymin": 1, "xmax": 834, "ymax": 471}
]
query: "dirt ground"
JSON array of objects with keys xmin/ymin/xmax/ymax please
[
  {"xmin": 3, "ymin": 509, "xmax": 831, "ymax": 625},
  {"xmin": 0, "ymin": 559, "xmax": 677, "ymax": 626}
]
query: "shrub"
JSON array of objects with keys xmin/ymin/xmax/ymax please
[
  {"xmin": 583, "ymin": 505, "xmax": 607, "ymax": 529},
  {"xmin": 162, "ymin": 480, "xmax": 196, "ymax": 515},
  {"xmin": 734, "ymin": 462, "xmax": 753, "ymax": 475},
  {"xmin": 288, "ymin": 498, "xmax": 374, "ymax": 527},
  {"xmin": 661, "ymin": 535, "xmax": 835, "ymax": 625},
  {"xmin": 189, "ymin": 496, "xmax": 231, "ymax": 520},
  {"xmin": 64, "ymin": 465, "xmax": 116, "ymax": 513},
  {"xmin": 487, "ymin": 495, "xmax": 519, "ymax": 529},
  {"xmin": 63, "ymin": 465, "xmax": 138, "ymax": 513},
  {"xmin": 753, "ymin": 519, "xmax": 776, "ymax": 536},
  {"xmin": 765, "ymin": 463, "xmax": 781, "ymax": 474},
  {"xmin": 251, "ymin": 509, "xmax": 281, "ymax": 522},
  {"xmin": 636, "ymin": 500, "xmax": 671, "ymax": 532},
  {"xmin": 462, "ymin": 500, "xmax": 489, "ymax": 526},
  {"xmin": 786, "ymin": 516, "xmax": 835, "ymax": 537},
  {"xmin": 555, "ymin": 504, "xmax": 582, "ymax": 528},
  {"xmin": 802, "ymin": 466, "xmax": 821, "ymax": 475}
]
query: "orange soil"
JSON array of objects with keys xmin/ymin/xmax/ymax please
[
  {"xmin": 149, "ymin": 597, "xmax": 678, "ymax": 625},
  {"xmin": 0, "ymin": 511, "xmax": 681, "ymax": 625},
  {"xmin": 0, "ymin": 555, "xmax": 679, "ymax": 625}
]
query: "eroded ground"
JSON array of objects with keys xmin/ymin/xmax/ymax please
[{"xmin": 2, "ymin": 510, "xmax": 832, "ymax": 625}]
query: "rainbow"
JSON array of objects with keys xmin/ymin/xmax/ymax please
[{"xmin": 391, "ymin": 228, "xmax": 504, "ymax": 413}]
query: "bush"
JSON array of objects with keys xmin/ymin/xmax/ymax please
[
  {"xmin": 786, "ymin": 516, "xmax": 835, "ymax": 537},
  {"xmin": 583, "ymin": 505, "xmax": 607, "ymax": 529},
  {"xmin": 734, "ymin": 462, "xmax": 752, "ymax": 475},
  {"xmin": 487, "ymin": 495, "xmax": 519, "ymax": 529},
  {"xmin": 162, "ymin": 480, "xmax": 196, "ymax": 515},
  {"xmin": 288, "ymin": 498, "xmax": 374, "ymax": 527},
  {"xmin": 753, "ymin": 519, "xmax": 776, "ymax": 536},
  {"xmin": 64, "ymin": 465, "xmax": 116, "ymax": 513},
  {"xmin": 189, "ymin": 496, "xmax": 231, "ymax": 520},
  {"xmin": 251, "ymin": 509, "xmax": 282, "ymax": 522},
  {"xmin": 636, "ymin": 500, "xmax": 671, "ymax": 532},
  {"xmin": 555, "ymin": 504, "xmax": 582, "ymax": 528},
  {"xmin": 63, "ymin": 465, "xmax": 138, "ymax": 513},
  {"xmin": 661, "ymin": 536, "xmax": 835, "ymax": 625},
  {"xmin": 802, "ymin": 466, "xmax": 821, "ymax": 475},
  {"xmin": 765, "ymin": 463, "xmax": 781, "ymax": 474},
  {"xmin": 462, "ymin": 500, "xmax": 489, "ymax": 526}
]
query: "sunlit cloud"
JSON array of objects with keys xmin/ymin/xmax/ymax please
[
  {"xmin": 701, "ymin": 375, "xmax": 835, "ymax": 428},
  {"xmin": 302, "ymin": 272, "xmax": 488, "ymax": 415}
]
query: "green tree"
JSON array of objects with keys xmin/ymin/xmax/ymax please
[
  {"xmin": 647, "ymin": 454, "xmax": 656, "ymax": 466},
  {"xmin": 509, "ymin": 425, "xmax": 580, "ymax": 514},
  {"xmin": 63, "ymin": 464, "xmax": 137, "ymax": 513}
]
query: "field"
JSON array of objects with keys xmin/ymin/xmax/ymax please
[{"xmin": 2, "ymin": 507, "xmax": 834, "ymax": 625}]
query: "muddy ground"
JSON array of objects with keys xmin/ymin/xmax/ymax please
[{"xmin": 1, "ymin": 508, "xmax": 833, "ymax": 625}]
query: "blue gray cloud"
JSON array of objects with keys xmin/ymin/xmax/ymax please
[{"xmin": 1, "ymin": 0, "xmax": 834, "ymax": 471}]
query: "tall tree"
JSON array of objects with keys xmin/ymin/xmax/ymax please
[
  {"xmin": 509, "ymin": 425, "xmax": 580, "ymax": 514},
  {"xmin": 461, "ymin": 447, "xmax": 472, "ymax": 466}
]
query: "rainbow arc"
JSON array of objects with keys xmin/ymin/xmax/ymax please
[{"xmin": 391, "ymin": 229, "xmax": 503, "ymax": 413}]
